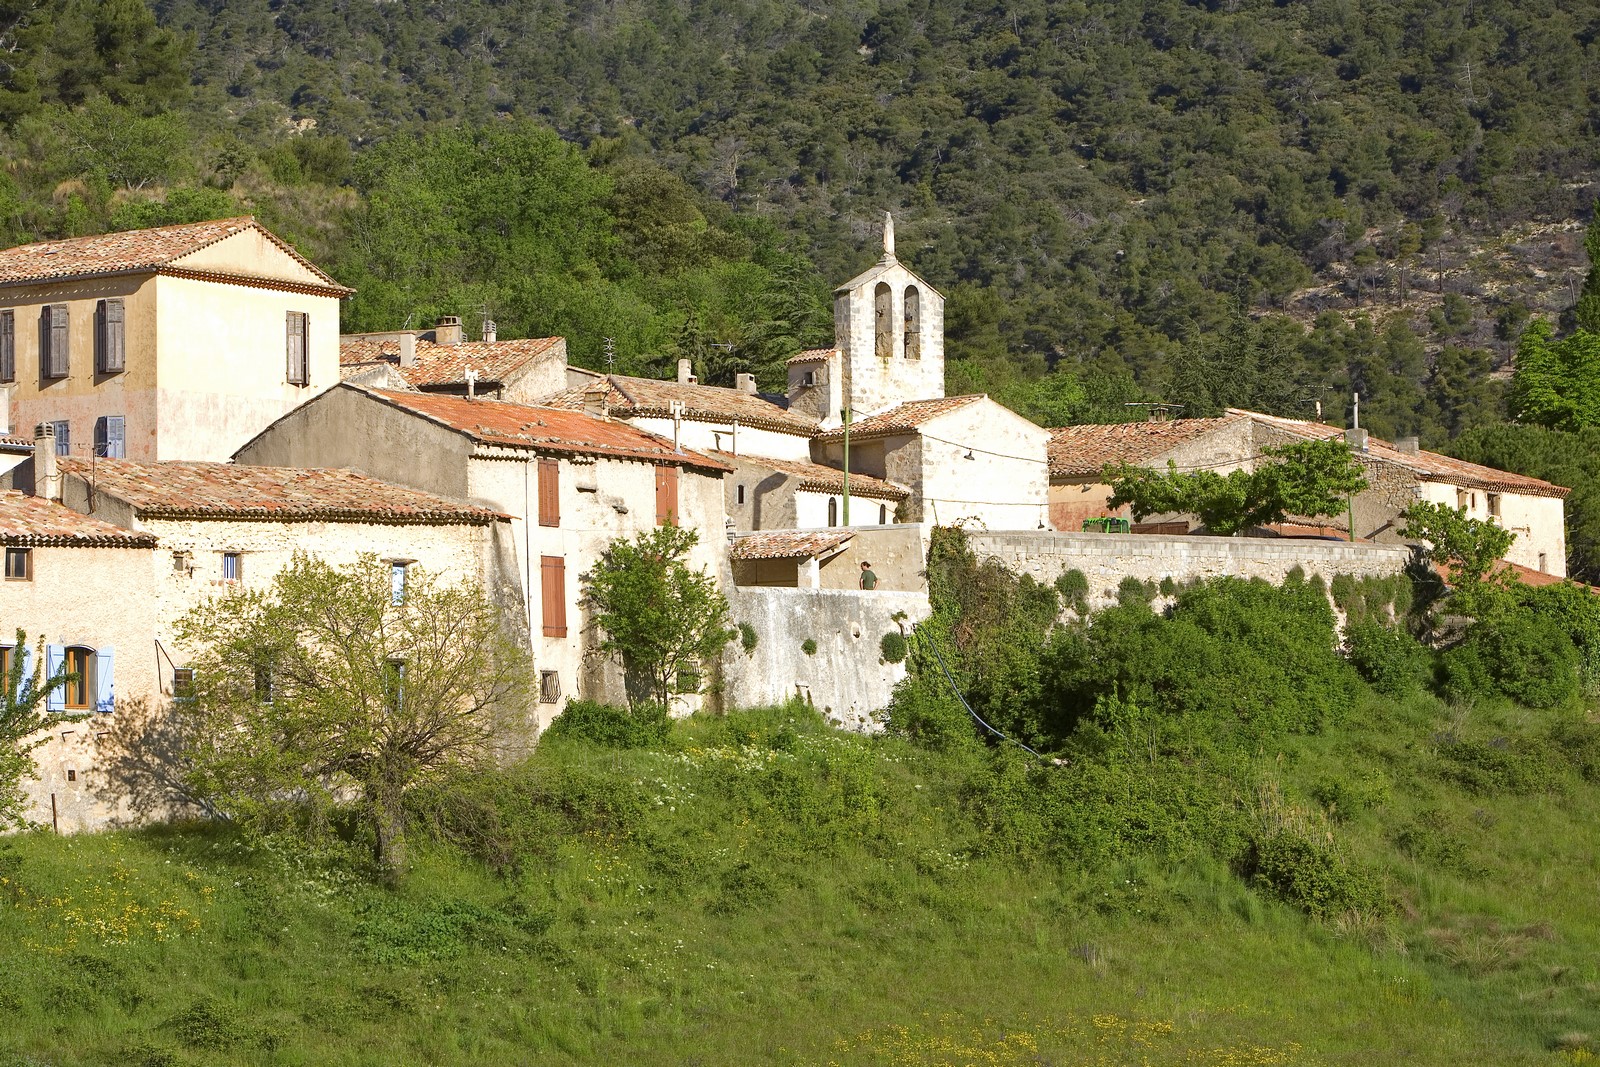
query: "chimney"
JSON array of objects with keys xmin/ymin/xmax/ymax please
[
  {"xmin": 435, "ymin": 315, "xmax": 463, "ymax": 345},
  {"xmin": 1395, "ymin": 435, "xmax": 1420, "ymax": 455},
  {"xmin": 33, "ymin": 423, "xmax": 59, "ymax": 502},
  {"xmin": 464, "ymin": 368, "xmax": 478, "ymax": 400},
  {"xmin": 1345, "ymin": 427, "xmax": 1369, "ymax": 452},
  {"xmin": 677, "ymin": 357, "xmax": 697, "ymax": 385},
  {"xmin": 735, "ymin": 372, "xmax": 757, "ymax": 394},
  {"xmin": 482, "ymin": 319, "xmax": 497, "ymax": 344},
  {"xmin": 398, "ymin": 333, "xmax": 417, "ymax": 368},
  {"xmin": 582, "ymin": 381, "xmax": 609, "ymax": 418}
]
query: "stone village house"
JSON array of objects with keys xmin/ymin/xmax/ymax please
[
  {"xmin": 232, "ymin": 383, "xmax": 731, "ymax": 722},
  {"xmin": 1046, "ymin": 409, "xmax": 1569, "ymax": 577},
  {"xmin": 0, "ymin": 217, "xmax": 349, "ymax": 465}
]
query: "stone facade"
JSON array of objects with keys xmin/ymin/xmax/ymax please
[{"xmin": 830, "ymin": 257, "xmax": 944, "ymax": 421}]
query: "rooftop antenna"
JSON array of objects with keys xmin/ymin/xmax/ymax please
[{"xmin": 603, "ymin": 337, "xmax": 616, "ymax": 373}]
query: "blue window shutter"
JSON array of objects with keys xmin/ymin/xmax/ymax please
[
  {"xmin": 53, "ymin": 421, "xmax": 68, "ymax": 457},
  {"xmin": 94, "ymin": 646, "xmax": 114, "ymax": 713},
  {"xmin": 44, "ymin": 644, "xmax": 63, "ymax": 712}
]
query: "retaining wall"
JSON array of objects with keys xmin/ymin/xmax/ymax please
[
  {"xmin": 966, "ymin": 531, "xmax": 1414, "ymax": 610},
  {"xmin": 721, "ymin": 587, "xmax": 931, "ymax": 731}
]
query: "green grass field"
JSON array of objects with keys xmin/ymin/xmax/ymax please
[{"xmin": 2, "ymin": 690, "xmax": 1599, "ymax": 1066}]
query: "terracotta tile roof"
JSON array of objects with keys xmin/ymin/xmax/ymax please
[
  {"xmin": 1234, "ymin": 410, "xmax": 1570, "ymax": 499},
  {"xmin": 730, "ymin": 529, "xmax": 854, "ymax": 561},
  {"xmin": 711, "ymin": 451, "xmax": 908, "ymax": 500},
  {"xmin": 0, "ymin": 492, "xmax": 155, "ymax": 547},
  {"xmin": 340, "ymin": 335, "xmax": 565, "ymax": 390},
  {"xmin": 361, "ymin": 388, "xmax": 733, "ymax": 473},
  {"xmin": 786, "ymin": 348, "xmax": 836, "ymax": 365},
  {"xmin": 1436, "ymin": 559, "xmax": 1587, "ymax": 590},
  {"xmin": 544, "ymin": 374, "xmax": 816, "ymax": 435},
  {"xmin": 0, "ymin": 217, "xmax": 349, "ymax": 293},
  {"xmin": 813, "ymin": 395, "xmax": 987, "ymax": 442},
  {"xmin": 0, "ymin": 435, "xmax": 32, "ymax": 451},
  {"xmin": 1047, "ymin": 417, "xmax": 1244, "ymax": 478},
  {"xmin": 59, "ymin": 459, "xmax": 503, "ymax": 524}
]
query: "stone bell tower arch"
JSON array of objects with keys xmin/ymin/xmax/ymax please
[{"xmin": 831, "ymin": 212, "xmax": 944, "ymax": 419}]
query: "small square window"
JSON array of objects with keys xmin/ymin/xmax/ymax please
[
  {"xmin": 66, "ymin": 769, "xmax": 76, "ymax": 782},
  {"xmin": 5, "ymin": 546, "xmax": 30, "ymax": 580},
  {"xmin": 801, "ymin": 370, "xmax": 816, "ymax": 388},
  {"xmin": 172, "ymin": 667, "xmax": 194, "ymax": 700},
  {"xmin": 735, "ymin": 484, "xmax": 746, "ymax": 505},
  {"xmin": 221, "ymin": 552, "xmax": 241, "ymax": 581},
  {"xmin": 172, "ymin": 551, "xmax": 190, "ymax": 573},
  {"xmin": 539, "ymin": 670, "xmax": 561, "ymax": 704}
]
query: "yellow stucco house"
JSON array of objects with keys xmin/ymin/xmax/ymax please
[{"xmin": 0, "ymin": 217, "xmax": 350, "ymax": 464}]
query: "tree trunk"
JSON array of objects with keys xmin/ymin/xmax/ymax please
[{"xmin": 368, "ymin": 781, "xmax": 408, "ymax": 886}]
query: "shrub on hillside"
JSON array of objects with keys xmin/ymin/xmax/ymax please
[
  {"xmin": 880, "ymin": 632, "xmax": 908, "ymax": 663},
  {"xmin": 1054, "ymin": 569, "xmax": 1089, "ymax": 611},
  {"xmin": 1243, "ymin": 831, "xmax": 1388, "ymax": 920},
  {"xmin": 1345, "ymin": 619, "xmax": 1431, "ymax": 696},
  {"xmin": 1436, "ymin": 735, "xmax": 1567, "ymax": 796},
  {"xmin": 542, "ymin": 699, "xmax": 670, "ymax": 749},
  {"xmin": 1439, "ymin": 610, "xmax": 1579, "ymax": 709}
]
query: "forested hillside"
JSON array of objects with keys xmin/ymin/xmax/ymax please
[{"xmin": 2, "ymin": 0, "xmax": 1600, "ymax": 437}]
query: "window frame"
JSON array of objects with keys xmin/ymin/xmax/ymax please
[
  {"xmin": 4, "ymin": 546, "xmax": 30, "ymax": 581},
  {"xmin": 50, "ymin": 420, "xmax": 69, "ymax": 457},
  {"xmin": 390, "ymin": 560, "xmax": 409, "ymax": 605},
  {"xmin": 94, "ymin": 415, "xmax": 125, "ymax": 458},
  {"xmin": 538, "ymin": 670, "xmax": 561, "ymax": 704},
  {"xmin": 63, "ymin": 646, "xmax": 92, "ymax": 711},
  {"xmin": 221, "ymin": 551, "xmax": 242, "ymax": 582}
]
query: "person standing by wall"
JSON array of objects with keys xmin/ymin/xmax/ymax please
[{"xmin": 859, "ymin": 561, "xmax": 878, "ymax": 590}]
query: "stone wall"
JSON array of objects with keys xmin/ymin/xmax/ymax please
[
  {"xmin": 966, "ymin": 530, "xmax": 1413, "ymax": 609},
  {"xmin": 721, "ymin": 587, "xmax": 931, "ymax": 731}
]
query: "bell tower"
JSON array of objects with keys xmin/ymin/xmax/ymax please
[{"xmin": 831, "ymin": 212, "xmax": 944, "ymax": 420}]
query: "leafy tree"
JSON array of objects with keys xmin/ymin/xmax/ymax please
[
  {"xmin": 1400, "ymin": 501, "xmax": 1516, "ymax": 590},
  {"xmin": 1577, "ymin": 203, "xmax": 1600, "ymax": 334},
  {"xmin": 582, "ymin": 524, "xmax": 733, "ymax": 707},
  {"xmin": 0, "ymin": 630, "xmax": 80, "ymax": 829},
  {"xmin": 174, "ymin": 555, "xmax": 530, "ymax": 884},
  {"xmin": 1107, "ymin": 438, "xmax": 1368, "ymax": 536},
  {"xmin": 1508, "ymin": 320, "xmax": 1600, "ymax": 431}
]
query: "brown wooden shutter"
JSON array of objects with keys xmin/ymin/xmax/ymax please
[
  {"xmin": 540, "ymin": 556, "xmax": 567, "ymax": 638},
  {"xmin": 0, "ymin": 310, "xmax": 13, "ymax": 383},
  {"xmin": 538, "ymin": 458, "xmax": 560, "ymax": 527},
  {"xmin": 655, "ymin": 464, "xmax": 679, "ymax": 525}
]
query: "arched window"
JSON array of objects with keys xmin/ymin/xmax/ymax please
[
  {"xmin": 828, "ymin": 497, "xmax": 838, "ymax": 526},
  {"xmin": 903, "ymin": 285, "xmax": 921, "ymax": 360},
  {"xmin": 879, "ymin": 503, "xmax": 888, "ymax": 524},
  {"xmin": 874, "ymin": 282, "xmax": 893, "ymax": 359}
]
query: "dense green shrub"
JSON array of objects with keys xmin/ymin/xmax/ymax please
[
  {"xmin": 1055, "ymin": 569, "xmax": 1089, "ymax": 611},
  {"xmin": 1390, "ymin": 808, "xmax": 1474, "ymax": 872},
  {"xmin": 1309, "ymin": 773, "xmax": 1390, "ymax": 822},
  {"xmin": 737, "ymin": 622, "xmax": 758, "ymax": 654},
  {"xmin": 885, "ymin": 671, "xmax": 979, "ymax": 752},
  {"xmin": 1116, "ymin": 575, "xmax": 1155, "ymax": 606},
  {"xmin": 1244, "ymin": 831, "xmax": 1388, "ymax": 919},
  {"xmin": 801, "ymin": 638, "xmax": 817, "ymax": 656},
  {"xmin": 880, "ymin": 632, "xmax": 908, "ymax": 663},
  {"xmin": 1436, "ymin": 735, "xmax": 1567, "ymax": 796},
  {"xmin": 542, "ymin": 699, "xmax": 671, "ymax": 749},
  {"xmin": 1044, "ymin": 576, "xmax": 1355, "ymax": 742},
  {"xmin": 1345, "ymin": 619, "xmax": 1431, "ymax": 696},
  {"xmin": 1440, "ymin": 610, "xmax": 1580, "ymax": 708}
]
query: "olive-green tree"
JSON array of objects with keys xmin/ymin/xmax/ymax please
[
  {"xmin": 1107, "ymin": 438, "xmax": 1368, "ymax": 536},
  {"xmin": 583, "ymin": 524, "xmax": 733, "ymax": 707},
  {"xmin": 0, "ymin": 629, "xmax": 80, "ymax": 829},
  {"xmin": 1401, "ymin": 501, "xmax": 1516, "ymax": 591},
  {"xmin": 175, "ymin": 554, "xmax": 530, "ymax": 884}
]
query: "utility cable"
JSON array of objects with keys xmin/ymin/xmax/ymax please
[{"xmin": 916, "ymin": 629, "xmax": 1045, "ymax": 760}]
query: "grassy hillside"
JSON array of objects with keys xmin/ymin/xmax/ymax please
[{"xmin": 2, "ymin": 688, "xmax": 1598, "ymax": 1066}]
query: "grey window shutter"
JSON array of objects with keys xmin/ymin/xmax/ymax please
[
  {"xmin": 109, "ymin": 415, "xmax": 124, "ymax": 458},
  {"xmin": 48, "ymin": 305, "xmax": 68, "ymax": 378},
  {"xmin": 98, "ymin": 299, "xmax": 124, "ymax": 373},
  {"xmin": 0, "ymin": 310, "xmax": 12, "ymax": 382},
  {"xmin": 286, "ymin": 311, "xmax": 307, "ymax": 385},
  {"xmin": 52, "ymin": 420, "xmax": 68, "ymax": 456}
]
